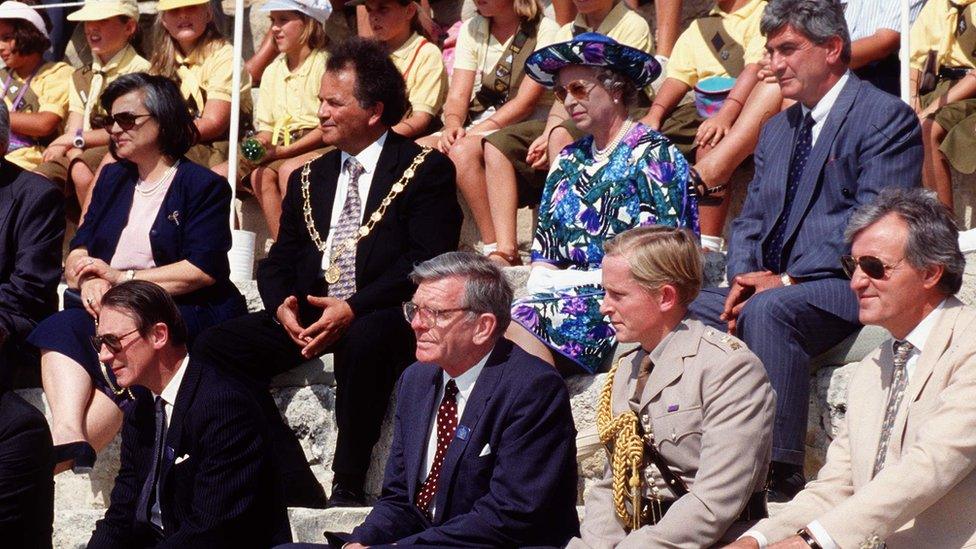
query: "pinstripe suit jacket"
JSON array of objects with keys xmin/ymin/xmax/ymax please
[
  {"xmin": 726, "ymin": 75, "xmax": 922, "ymax": 321},
  {"xmin": 753, "ymin": 298, "xmax": 976, "ymax": 548}
]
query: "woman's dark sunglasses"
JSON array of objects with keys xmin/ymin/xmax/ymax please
[
  {"xmin": 553, "ymin": 80, "xmax": 595, "ymax": 103},
  {"xmin": 91, "ymin": 328, "xmax": 140, "ymax": 354},
  {"xmin": 93, "ymin": 112, "xmax": 153, "ymax": 131},
  {"xmin": 840, "ymin": 255, "xmax": 903, "ymax": 280}
]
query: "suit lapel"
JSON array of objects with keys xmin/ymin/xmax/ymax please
[
  {"xmin": 781, "ymin": 77, "xmax": 860, "ymax": 244},
  {"xmin": 311, "ymin": 153, "xmax": 341, "ymax": 262},
  {"xmin": 858, "ymin": 348, "xmax": 891, "ymax": 482},
  {"xmin": 767, "ymin": 105, "xmax": 805, "ymax": 232},
  {"xmin": 405, "ymin": 367, "xmax": 441, "ymax": 502},
  {"xmin": 890, "ymin": 299, "xmax": 964, "ymax": 451},
  {"xmin": 639, "ymin": 321, "xmax": 701, "ymax": 410},
  {"xmin": 158, "ymin": 357, "xmax": 203, "ymax": 501},
  {"xmin": 356, "ymin": 134, "xmax": 402, "ymax": 273},
  {"xmin": 432, "ymin": 340, "xmax": 510, "ymax": 521}
]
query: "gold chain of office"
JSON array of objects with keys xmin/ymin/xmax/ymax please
[
  {"xmin": 300, "ymin": 147, "xmax": 433, "ymax": 284},
  {"xmin": 597, "ymin": 349, "xmax": 662, "ymax": 531}
]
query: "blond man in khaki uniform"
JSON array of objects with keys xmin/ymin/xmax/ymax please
[{"xmin": 570, "ymin": 225, "xmax": 774, "ymax": 548}]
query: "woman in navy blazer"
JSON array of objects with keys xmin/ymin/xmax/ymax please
[{"xmin": 29, "ymin": 73, "xmax": 246, "ymax": 474}]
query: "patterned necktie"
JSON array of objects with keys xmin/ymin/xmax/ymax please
[
  {"xmin": 632, "ymin": 354, "xmax": 654, "ymax": 401},
  {"xmin": 416, "ymin": 380, "xmax": 459, "ymax": 515},
  {"xmin": 328, "ymin": 157, "xmax": 364, "ymax": 300},
  {"xmin": 763, "ymin": 112, "xmax": 815, "ymax": 273},
  {"xmin": 136, "ymin": 396, "xmax": 166, "ymax": 527},
  {"xmin": 872, "ymin": 340, "xmax": 915, "ymax": 477}
]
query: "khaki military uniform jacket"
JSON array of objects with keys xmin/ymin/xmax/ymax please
[
  {"xmin": 753, "ymin": 298, "xmax": 976, "ymax": 548},
  {"xmin": 571, "ymin": 317, "xmax": 775, "ymax": 548}
]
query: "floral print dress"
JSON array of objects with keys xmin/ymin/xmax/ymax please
[{"xmin": 511, "ymin": 122, "xmax": 698, "ymax": 374}]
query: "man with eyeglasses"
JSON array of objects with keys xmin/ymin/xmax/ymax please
[
  {"xmin": 309, "ymin": 252, "xmax": 579, "ymax": 548},
  {"xmin": 87, "ymin": 281, "xmax": 290, "ymax": 548},
  {"xmin": 688, "ymin": 0, "xmax": 923, "ymax": 502},
  {"xmin": 727, "ymin": 187, "xmax": 976, "ymax": 549}
]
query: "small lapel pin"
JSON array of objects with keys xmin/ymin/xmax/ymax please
[
  {"xmin": 164, "ymin": 446, "xmax": 176, "ymax": 461},
  {"xmin": 667, "ymin": 404, "xmax": 680, "ymax": 412},
  {"xmin": 456, "ymin": 425, "xmax": 471, "ymax": 441},
  {"xmin": 168, "ymin": 211, "xmax": 180, "ymax": 226}
]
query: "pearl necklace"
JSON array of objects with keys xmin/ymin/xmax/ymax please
[
  {"xmin": 591, "ymin": 120, "xmax": 633, "ymax": 162},
  {"xmin": 135, "ymin": 161, "xmax": 180, "ymax": 196}
]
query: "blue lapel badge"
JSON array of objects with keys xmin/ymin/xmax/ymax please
[
  {"xmin": 456, "ymin": 425, "xmax": 471, "ymax": 441},
  {"xmin": 667, "ymin": 404, "xmax": 679, "ymax": 412}
]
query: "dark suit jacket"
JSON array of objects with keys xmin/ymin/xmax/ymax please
[
  {"xmin": 258, "ymin": 132, "xmax": 461, "ymax": 323},
  {"xmin": 88, "ymin": 357, "xmax": 289, "ymax": 548},
  {"xmin": 0, "ymin": 388, "xmax": 53, "ymax": 548},
  {"xmin": 727, "ymin": 75, "xmax": 922, "ymax": 322},
  {"xmin": 73, "ymin": 160, "xmax": 244, "ymax": 316},
  {"xmin": 350, "ymin": 339, "xmax": 580, "ymax": 547},
  {"xmin": 0, "ymin": 160, "xmax": 63, "ymax": 345}
]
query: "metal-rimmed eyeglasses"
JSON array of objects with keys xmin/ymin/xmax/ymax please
[
  {"xmin": 402, "ymin": 302, "xmax": 470, "ymax": 327},
  {"xmin": 840, "ymin": 255, "xmax": 905, "ymax": 280},
  {"xmin": 90, "ymin": 328, "xmax": 140, "ymax": 354}
]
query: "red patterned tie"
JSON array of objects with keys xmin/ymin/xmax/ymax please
[{"xmin": 416, "ymin": 379, "xmax": 459, "ymax": 514}]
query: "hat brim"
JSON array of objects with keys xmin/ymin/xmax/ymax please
[
  {"xmin": 258, "ymin": 0, "xmax": 332, "ymax": 23},
  {"xmin": 525, "ymin": 38, "xmax": 661, "ymax": 89},
  {"xmin": 67, "ymin": 5, "xmax": 139, "ymax": 21},
  {"xmin": 157, "ymin": 0, "xmax": 210, "ymax": 11}
]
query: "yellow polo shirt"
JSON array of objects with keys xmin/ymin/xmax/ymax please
[
  {"xmin": 910, "ymin": 0, "xmax": 976, "ymax": 70},
  {"xmin": 666, "ymin": 0, "xmax": 766, "ymax": 86},
  {"xmin": 4, "ymin": 61, "xmax": 74, "ymax": 170},
  {"xmin": 455, "ymin": 14, "xmax": 559, "ymax": 98},
  {"xmin": 174, "ymin": 40, "xmax": 252, "ymax": 114},
  {"xmin": 68, "ymin": 44, "xmax": 151, "ymax": 129},
  {"xmin": 391, "ymin": 32, "xmax": 447, "ymax": 116},
  {"xmin": 254, "ymin": 48, "xmax": 327, "ymax": 137},
  {"xmin": 553, "ymin": 0, "xmax": 653, "ymax": 53}
]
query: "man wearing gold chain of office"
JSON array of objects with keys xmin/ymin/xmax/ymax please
[
  {"xmin": 569, "ymin": 226, "xmax": 775, "ymax": 548},
  {"xmin": 193, "ymin": 38, "xmax": 462, "ymax": 508}
]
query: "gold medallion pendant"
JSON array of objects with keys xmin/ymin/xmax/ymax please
[{"xmin": 325, "ymin": 263, "xmax": 341, "ymax": 284}]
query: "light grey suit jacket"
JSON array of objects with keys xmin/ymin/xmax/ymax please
[
  {"xmin": 753, "ymin": 298, "xmax": 976, "ymax": 548},
  {"xmin": 571, "ymin": 318, "xmax": 775, "ymax": 548}
]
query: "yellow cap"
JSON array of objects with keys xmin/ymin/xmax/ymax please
[
  {"xmin": 156, "ymin": 0, "xmax": 210, "ymax": 11},
  {"xmin": 67, "ymin": 0, "xmax": 140, "ymax": 21}
]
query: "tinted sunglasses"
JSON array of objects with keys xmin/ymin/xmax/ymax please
[
  {"xmin": 554, "ymin": 79, "xmax": 596, "ymax": 103},
  {"xmin": 91, "ymin": 328, "xmax": 140, "ymax": 354},
  {"xmin": 97, "ymin": 111, "xmax": 153, "ymax": 131},
  {"xmin": 840, "ymin": 255, "xmax": 903, "ymax": 280}
]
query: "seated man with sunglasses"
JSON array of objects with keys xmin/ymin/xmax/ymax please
[
  {"xmin": 688, "ymin": 0, "xmax": 923, "ymax": 503},
  {"xmin": 87, "ymin": 281, "xmax": 290, "ymax": 548},
  {"xmin": 728, "ymin": 188, "xmax": 976, "ymax": 549},
  {"xmin": 301, "ymin": 252, "xmax": 579, "ymax": 548}
]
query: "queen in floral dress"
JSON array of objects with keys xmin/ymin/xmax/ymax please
[{"xmin": 508, "ymin": 33, "xmax": 699, "ymax": 375}]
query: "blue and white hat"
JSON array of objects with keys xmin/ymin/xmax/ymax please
[
  {"xmin": 259, "ymin": 0, "xmax": 332, "ymax": 24},
  {"xmin": 525, "ymin": 32, "xmax": 660, "ymax": 89}
]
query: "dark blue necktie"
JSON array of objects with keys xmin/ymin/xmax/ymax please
[
  {"xmin": 763, "ymin": 112, "xmax": 815, "ymax": 273},
  {"xmin": 136, "ymin": 396, "xmax": 166, "ymax": 528}
]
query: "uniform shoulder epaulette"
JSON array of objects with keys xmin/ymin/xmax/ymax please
[{"xmin": 701, "ymin": 327, "xmax": 745, "ymax": 352}]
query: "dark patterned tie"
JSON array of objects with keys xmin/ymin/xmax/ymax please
[
  {"xmin": 136, "ymin": 396, "xmax": 166, "ymax": 527},
  {"xmin": 872, "ymin": 340, "xmax": 915, "ymax": 477},
  {"xmin": 329, "ymin": 157, "xmax": 364, "ymax": 300},
  {"xmin": 763, "ymin": 112, "xmax": 815, "ymax": 273},
  {"xmin": 416, "ymin": 380, "xmax": 460, "ymax": 515}
]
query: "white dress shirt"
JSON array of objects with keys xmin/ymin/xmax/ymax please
[
  {"xmin": 319, "ymin": 131, "xmax": 389, "ymax": 271},
  {"xmin": 801, "ymin": 71, "xmax": 850, "ymax": 147},
  {"xmin": 421, "ymin": 350, "xmax": 492, "ymax": 515},
  {"xmin": 150, "ymin": 354, "xmax": 190, "ymax": 529},
  {"xmin": 743, "ymin": 300, "xmax": 949, "ymax": 548}
]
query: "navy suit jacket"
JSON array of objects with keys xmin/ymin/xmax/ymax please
[
  {"xmin": 0, "ymin": 160, "xmax": 63, "ymax": 344},
  {"xmin": 727, "ymin": 75, "xmax": 922, "ymax": 322},
  {"xmin": 72, "ymin": 160, "xmax": 243, "ymax": 316},
  {"xmin": 88, "ymin": 357, "xmax": 289, "ymax": 548},
  {"xmin": 0, "ymin": 388, "xmax": 54, "ymax": 548},
  {"xmin": 350, "ymin": 339, "xmax": 580, "ymax": 547},
  {"xmin": 257, "ymin": 132, "xmax": 461, "ymax": 324}
]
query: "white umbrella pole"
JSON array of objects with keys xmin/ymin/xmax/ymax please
[
  {"xmin": 900, "ymin": 0, "xmax": 911, "ymax": 103},
  {"xmin": 226, "ymin": 0, "xmax": 257, "ymax": 282}
]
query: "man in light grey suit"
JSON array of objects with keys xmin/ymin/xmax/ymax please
[
  {"xmin": 690, "ymin": 0, "xmax": 923, "ymax": 501},
  {"xmin": 570, "ymin": 226, "xmax": 774, "ymax": 549},
  {"xmin": 728, "ymin": 188, "xmax": 976, "ymax": 549}
]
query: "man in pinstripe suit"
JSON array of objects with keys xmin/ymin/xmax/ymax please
[{"xmin": 690, "ymin": 0, "xmax": 922, "ymax": 502}]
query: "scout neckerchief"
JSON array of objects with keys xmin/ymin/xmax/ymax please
[
  {"xmin": 468, "ymin": 15, "xmax": 540, "ymax": 121},
  {"xmin": 940, "ymin": 0, "xmax": 976, "ymax": 68},
  {"xmin": 75, "ymin": 44, "xmax": 137, "ymax": 131}
]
